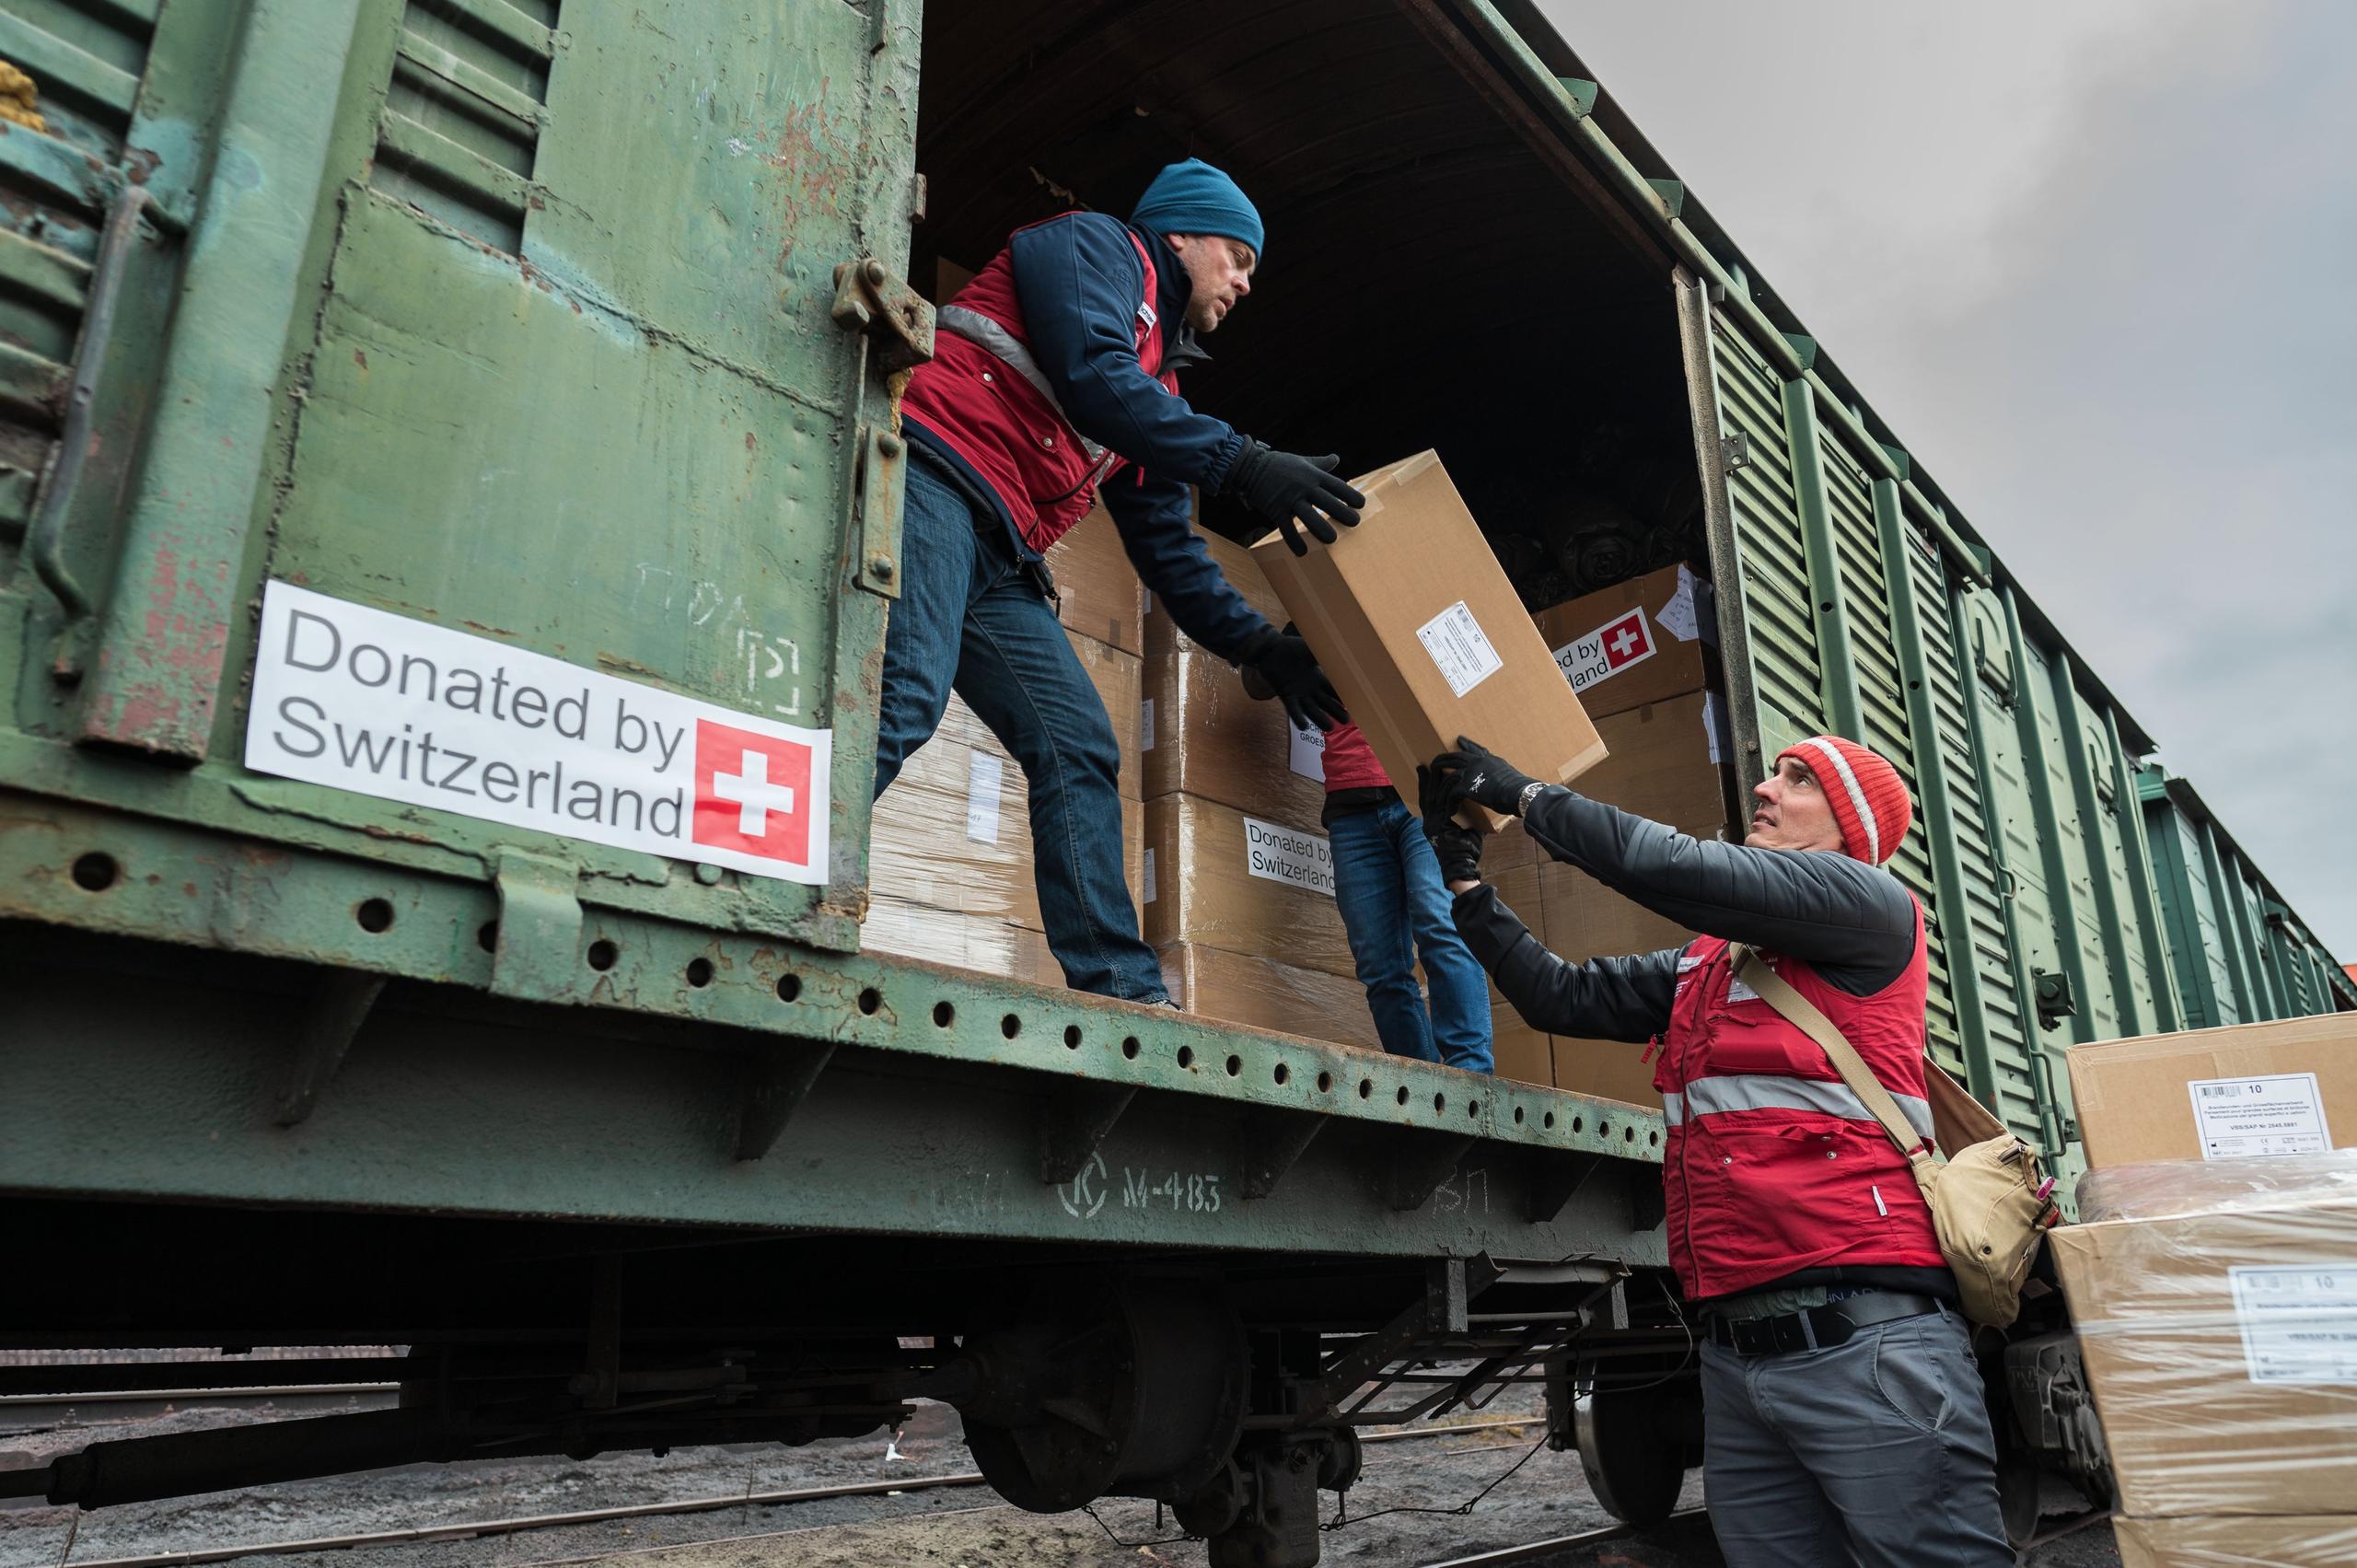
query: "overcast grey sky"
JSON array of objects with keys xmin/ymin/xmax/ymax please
[{"xmin": 1538, "ymin": 0, "xmax": 2357, "ymax": 957}]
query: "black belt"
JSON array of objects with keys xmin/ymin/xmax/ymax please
[{"xmin": 1704, "ymin": 1291, "xmax": 1943, "ymax": 1357}]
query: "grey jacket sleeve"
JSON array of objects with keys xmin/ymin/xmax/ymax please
[
  {"xmin": 1518, "ymin": 786, "xmax": 1917, "ymax": 995},
  {"xmin": 1451, "ymin": 882, "xmax": 1683, "ymax": 1042}
]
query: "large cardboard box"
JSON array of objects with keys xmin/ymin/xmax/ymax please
[
  {"xmin": 1159, "ymin": 941, "xmax": 1381, "ymax": 1053},
  {"xmin": 1252, "ymin": 451, "xmax": 1607, "ymax": 830},
  {"xmin": 1531, "ymin": 563, "xmax": 1714, "ymax": 719},
  {"xmin": 1142, "ymin": 794, "xmax": 1356, "ymax": 980},
  {"xmin": 1046, "ymin": 507, "xmax": 1145, "ymax": 656},
  {"xmin": 2049, "ymin": 1199, "xmax": 2357, "ymax": 1517},
  {"xmin": 2066, "ymin": 1016, "xmax": 2357, "ymax": 1170},
  {"xmin": 1143, "ymin": 525, "xmax": 1330, "ymax": 830},
  {"xmin": 1145, "ymin": 630, "xmax": 1329, "ymax": 833},
  {"xmin": 1534, "ymin": 693, "xmax": 1735, "ymax": 1109},
  {"xmin": 2115, "ymin": 1514, "xmax": 2357, "ymax": 1567}
]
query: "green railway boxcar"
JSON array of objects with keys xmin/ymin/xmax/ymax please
[{"xmin": 0, "ymin": 0, "xmax": 2344, "ymax": 1555}]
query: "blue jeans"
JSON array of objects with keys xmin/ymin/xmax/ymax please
[
  {"xmin": 873, "ymin": 460, "xmax": 1167, "ymax": 1004},
  {"xmin": 1327, "ymin": 799, "xmax": 1493, "ymax": 1072}
]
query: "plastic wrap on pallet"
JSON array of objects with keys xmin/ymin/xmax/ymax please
[
  {"xmin": 2115, "ymin": 1514, "xmax": 2357, "ymax": 1568},
  {"xmin": 2080, "ymin": 1150, "xmax": 2357, "ymax": 1225},
  {"xmin": 865, "ymin": 895, "xmax": 1063, "ymax": 987},
  {"xmin": 1158, "ymin": 941, "xmax": 1381, "ymax": 1052},
  {"xmin": 2048, "ymin": 1156, "xmax": 2357, "ymax": 1519},
  {"xmin": 871, "ymin": 750, "xmax": 1144, "ymax": 933},
  {"xmin": 870, "ymin": 630, "xmax": 1144, "ymax": 936}
]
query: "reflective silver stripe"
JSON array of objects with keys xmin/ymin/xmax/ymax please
[
  {"xmin": 937, "ymin": 304, "xmax": 1109, "ymax": 464},
  {"xmin": 1796, "ymin": 737, "xmax": 1879, "ymax": 864},
  {"xmin": 1682, "ymin": 1073, "xmax": 1933, "ymax": 1141},
  {"xmin": 1662, "ymin": 1090, "xmax": 1684, "ymax": 1127}
]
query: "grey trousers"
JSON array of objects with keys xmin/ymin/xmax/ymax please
[{"xmin": 1700, "ymin": 1306, "xmax": 2013, "ymax": 1568}]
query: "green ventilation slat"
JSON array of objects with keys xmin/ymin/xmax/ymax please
[{"xmin": 1713, "ymin": 319, "xmax": 1824, "ymax": 762}]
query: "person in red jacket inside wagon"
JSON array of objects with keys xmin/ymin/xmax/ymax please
[
  {"xmin": 1418, "ymin": 733, "xmax": 2009, "ymax": 1568},
  {"xmin": 1244, "ymin": 643, "xmax": 1492, "ymax": 1071}
]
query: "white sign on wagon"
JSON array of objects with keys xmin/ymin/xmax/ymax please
[{"xmin": 244, "ymin": 580, "xmax": 833, "ymax": 883}]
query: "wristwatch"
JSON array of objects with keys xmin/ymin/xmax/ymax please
[{"xmin": 1516, "ymin": 780, "xmax": 1547, "ymax": 817}]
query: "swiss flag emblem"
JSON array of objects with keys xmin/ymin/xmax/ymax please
[
  {"xmin": 1598, "ymin": 610, "xmax": 1653, "ymax": 669},
  {"xmin": 691, "ymin": 718, "xmax": 815, "ymax": 865}
]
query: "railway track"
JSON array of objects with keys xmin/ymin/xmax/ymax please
[
  {"xmin": 1416, "ymin": 1508, "xmax": 1712, "ymax": 1566},
  {"xmin": 21, "ymin": 1413, "xmax": 1554, "ymax": 1568},
  {"xmin": 0, "ymin": 1385, "xmax": 399, "ymax": 1435}
]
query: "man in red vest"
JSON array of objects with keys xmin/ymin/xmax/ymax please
[
  {"xmin": 888, "ymin": 160, "xmax": 1362, "ymax": 1003},
  {"xmin": 1420, "ymin": 734, "xmax": 2010, "ymax": 1568}
]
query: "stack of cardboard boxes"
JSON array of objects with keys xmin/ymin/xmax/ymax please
[
  {"xmin": 865, "ymin": 508, "xmax": 1149, "ymax": 986},
  {"xmin": 2054, "ymin": 1016, "xmax": 2357, "ymax": 1567},
  {"xmin": 1139, "ymin": 527, "xmax": 1383, "ymax": 1050},
  {"xmin": 1503, "ymin": 563, "xmax": 1734, "ymax": 1105}
]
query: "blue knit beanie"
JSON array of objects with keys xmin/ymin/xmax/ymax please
[{"xmin": 1131, "ymin": 158, "xmax": 1264, "ymax": 261}]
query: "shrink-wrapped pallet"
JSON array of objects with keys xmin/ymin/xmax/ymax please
[{"xmin": 2049, "ymin": 1151, "xmax": 2357, "ymax": 1523}]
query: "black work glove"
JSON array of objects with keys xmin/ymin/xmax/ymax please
[
  {"xmin": 1416, "ymin": 764, "xmax": 1486, "ymax": 886},
  {"xmin": 1429, "ymin": 736, "xmax": 1542, "ymax": 819},
  {"xmin": 1224, "ymin": 440, "xmax": 1365, "ymax": 555},
  {"xmin": 1237, "ymin": 626, "xmax": 1348, "ymax": 732}
]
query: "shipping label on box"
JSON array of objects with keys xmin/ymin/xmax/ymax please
[
  {"xmin": 2189, "ymin": 1074, "xmax": 2334, "ymax": 1159},
  {"xmin": 1242, "ymin": 816, "xmax": 1334, "ymax": 898},
  {"xmin": 2229, "ymin": 1265, "xmax": 2357, "ymax": 1385}
]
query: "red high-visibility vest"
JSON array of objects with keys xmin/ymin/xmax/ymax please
[
  {"xmin": 1654, "ymin": 900, "xmax": 1945, "ymax": 1300},
  {"xmin": 901, "ymin": 226, "xmax": 1174, "ymax": 552}
]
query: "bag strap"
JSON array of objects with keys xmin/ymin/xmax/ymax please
[{"xmin": 1728, "ymin": 945, "xmax": 1939, "ymax": 1189}]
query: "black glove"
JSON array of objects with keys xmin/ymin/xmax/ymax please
[
  {"xmin": 1224, "ymin": 441, "xmax": 1365, "ymax": 555},
  {"xmin": 1429, "ymin": 736, "xmax": 1542, "ymax": 819},
  {"xmin": 1238, "ymin": 627, "xmax": 1348, "ymax": 732},
  {"xmin": 1416, "ymin": 764, "xmax": 1486, "ymax": 886}
]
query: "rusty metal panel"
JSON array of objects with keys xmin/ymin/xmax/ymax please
[{"xmin": 0, "ymin": 2, "xmax": 926, "ymax": 953}]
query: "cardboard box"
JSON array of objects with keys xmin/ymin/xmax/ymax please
[
  {"xmin": 1532, "ymin": 693, "xmax": 1734, "ymax": 1108},
  {"xmin": 871, "ymin": 632, "xmax": 1145, "ymax": 941},
  {"xmin": 2049, "ymin": 1198, "xmax": 2357, "ymax": 1517},
  {"xmin": 1142, "ymin": 794, "xmax": 1355, "ymax": 980},
  {"xmin": 1492, "ymin": 1025, "xmax": 1553, "ymax": 1089},
  {"xmin": 2066, "ymin": 1015, "xmax": 2357, "ymax": 1170},
  {"xmin": 1159, "ymin": 941, "xmax": 1381, "ymax": 1053},
  {"xmin": 1531, "ymin": 563, "xmax": 1714, "ymax": 720},
  {"xmin": 1144, "ymin": 621, "xmax": 1329, "ymax": 833},
  {"xmin": 2115, "ymin": 1515, "xmax": 2357, "ymax": 1568},
  {"xmin": 1252, "ymin": 451, "xmax": 1607, "ymax": 831},
  {"xmin": 865, "ymin": 895, "xmax": 1062, "ymax": 986},
  {"xmin": 1047, "ymin": 507, "xmax": 1145, "ymax": 656}
]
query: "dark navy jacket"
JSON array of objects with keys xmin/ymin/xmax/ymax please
[{"xmin": 905, "ymin": 212, "xmax": 1270, "ymax": 661}]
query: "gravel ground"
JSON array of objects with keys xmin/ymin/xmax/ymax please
[{"xmin": 2, "ymin": 1391, "xmax": 2118, "ymax": 1568}]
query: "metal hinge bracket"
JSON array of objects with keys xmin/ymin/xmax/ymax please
[
  {"xmin": 1721, "ymin": 430, "xmax": 1751, "ymax": 473},
  {"xmin": 489, "ymin": 850, "xmax": 585, "ymax": 1002},
  {"xmin": 853, "ymin": 424, "xmax": 906, "ymax": 599},
  {"xmin": 830, "ymin": 257, "xmax": 935, "ymax": 374}
]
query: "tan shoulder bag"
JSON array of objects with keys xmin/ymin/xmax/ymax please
[{"xmin": 1730, "ymin": 945, "xmax": 2060, "ymax": 1329}]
